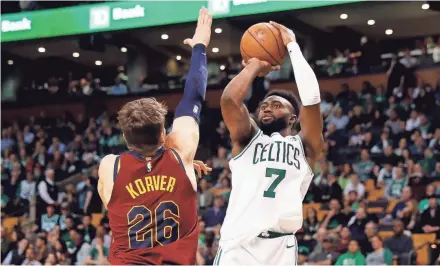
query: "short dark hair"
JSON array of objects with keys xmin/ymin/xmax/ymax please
[
  {"xmin": 264, "ymin": 90, "xmax": 300, "ymax": 116},
  {"xmin": 118, "ymin": 98, "xmax": 168, "ymax": 154}
]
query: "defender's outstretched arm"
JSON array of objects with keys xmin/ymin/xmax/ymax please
[{"xmin": 166, "ymin": 7, "xmax": 211, "ymax": 189}]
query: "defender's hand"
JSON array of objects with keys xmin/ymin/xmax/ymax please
[
  {"xmin": 184, "ymin": 7, "xmax": 212, "ymax": 48},
  {"xmin": 243, "ymin": 58, "xmax": 280, "ymax": 77},
  {"xmin": 193, "ymin": 160, "xmax": 212, "ymax": 178},
  {"xmin": 269, "ymin": 21, "xmax": 296, "ymax": 46}
]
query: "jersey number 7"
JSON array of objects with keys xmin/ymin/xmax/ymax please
[
  {"xmin": 263, "ymin": 167, "xmax": 286, "ymax": 198},
  {"xmin": 127, "ymin": 201, "xmax": 179, "ymax": 248}
]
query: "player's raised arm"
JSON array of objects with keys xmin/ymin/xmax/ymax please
[
  {"xmin": 271, "ymin": 21, "xmax": 324, "ymax": 161},
  {"xmin": 166, "ymin": 7, "xmax": 211, "ymax": 182},
  {"xmin": 221, "ymin": 59, "xmax": 279, "ymax": 156}
]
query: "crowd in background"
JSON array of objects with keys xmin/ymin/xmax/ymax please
[
  {"xmin": 2, "ymin": 36, "xmax": 440, "ymax": 265},
  {"xmin": 8, "ymin": 35, "xmax": 440, "ymax": 104}
]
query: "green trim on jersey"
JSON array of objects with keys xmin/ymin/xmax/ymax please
[{"xmin": 233, "ymin": 130, "xmax": 262, "ymax": 160}]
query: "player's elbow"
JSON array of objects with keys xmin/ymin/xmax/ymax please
[{"xmin": 220, "ymin": 91, "xmax": 238, "ymax": 108}]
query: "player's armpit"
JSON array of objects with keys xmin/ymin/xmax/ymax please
[{"xmin": 166, "ymin": 116, "xmax": 199, "ymax": 166}]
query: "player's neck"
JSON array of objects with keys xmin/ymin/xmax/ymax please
[
  {"xmin": 279, "ymin": 128, "xmax": 292, "ymax": 137},
  {"xmin": 129, "ymin": 145, "xmax": 164, "ymax": 159}
]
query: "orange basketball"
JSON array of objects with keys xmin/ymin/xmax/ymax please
[{"xmin": 240, "ymin": 22, "xmax": 286, "ymax": 66}]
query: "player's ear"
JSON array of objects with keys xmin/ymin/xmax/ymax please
[
  {"xmin": 289, "ymin": 114, "xmax": 297, "ymax": 126},
  {"xmin": 122, "ymin": 133, "xmax": 127, "ymax": 143},
  {"xmin": 159, "ymin": 127, "xmax": 166, "ymax": 145}
]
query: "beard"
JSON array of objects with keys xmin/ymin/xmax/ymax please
[{"xmin": 258, "ymin": 116, "xmax": 289, "ymax": 136}]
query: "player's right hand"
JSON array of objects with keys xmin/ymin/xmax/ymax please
[
  {"xmin": 184, "ymin": 7, "xmax": 212, "ymax": 48},
  {"xmin": 193, "ymin": 160, "xmax": 212, "ymax": 178},
  {"xmin": 243, "ymin": 58, "xmax": 280, "ymax": 77},
  {"xmin": 269, "ymin": 21, "xmax": 296, "ymax": 46}
]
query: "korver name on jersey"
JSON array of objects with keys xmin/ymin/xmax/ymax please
[
  {"xmin": 252, "ymin": 140, "xmax": 301, "ymax": 169},
  {"xmin": 125, "ymin": 175, "xmax": 176, "ymax": 199}
]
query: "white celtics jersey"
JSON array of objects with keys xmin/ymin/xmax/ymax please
[{"xmin": 220, "ymin": 130, "xmax": 314, "ymax": 241}]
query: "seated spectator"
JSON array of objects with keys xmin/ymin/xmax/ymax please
[
  {"xmin": 84, "ymin": 237, "xmax": 109, "ymax": 265},
  {"xmin": 327, "ymin": 174, "xmax": 343, "ymax": 202},
  {"xmin": 308, "ymin": 234, "xmax": 340, "ymax": 265},
  {"xmin": 353, "ymin": 149, "xmax": 375, "ymax": 181},
  {"xmin": 326, "ymin": 106, "xmax": 349, "ymax": 130},
  {"xmin": 303, "ymin": 208, "xmax": 320, "ymax": 236},
  {"xmin": 359, "ymin": 221, "xmax": 378, "ymax": 254},
  {"xmin": 41, "ymin": 205, "xmax": 60, "ymax": 233},
  {"xmin": 347, "ymin": 207, "xmax": 369, "ymax": 240},
  {"xmin": 78, "ymin": 214, "xmax": 96, "ymax": 244},
  {"xmin": 366, "ymin": 235, "xmax": 393, "ymax": 265},
  {"xmin": 418, "ymin": 184, "xmax": 439, "ymax": 212},
  {"xmin": 18, "ymin": 171, "xmax": 36, "ymax": 216},
  {"xmin": 2, "ymin": 238, "xmax": 28, "ymax": 265},
  {"xmin": 344, "ymin": 174, "xmax": 366, "ymax": 200},
  {"xmin": 384, "ymin": 219, "xmax": 414, "ymax": 264},
  {"xmin": 385, "ymin": 167, "xmax": 407, "ymax": 199},
  {"xmin": 203, "ymin": 196, "xmax": 226, "ymax": 229},
  {"xmin": 338, "ymin": 227, "xmax": 351, "ymax": 253},
  {"xmin": 320, "ymin": 199, "xmax": 348, "ymax": 233},
  {"xmin": 406, "ymin": 110, "xmax": 421, "ymax": 131},
  {"xmin": 419, "ymin": 148, "xmax": 436, "ymax": 173},
  {"xmin": 22, "ymin": 247, "xmax": 42, "ymax": 266},
  {"xmin": 335, "ymin": 239, "xmax": 366, "ymax": 265},
  {"xmin": 344, "ymin": 191, "xmax": 360, "ymax": 212},
  {"xmin": 338, "ymin": 163, "xmax": 353, "ymax": 190},
  {"xmin": 377, "ymin": 163, "xmax": 393, "ymax": 189},
  {"xmin": 34, "ymin": 236, "xmax": 48, "ymax": 262},
  {"xmin": 69, "ymin": 229, "xmax": 91, "ymax": 265},
  {"xmin": 408, "ymin": 164, "xmax": 428, "ymax": 201},
  {"xmin": 197, "ymin": 179, "xmax": 213, "ymax": 212},
  {"xmin": 420, "ymin": 196, "xmax": 440, "ymax": 238},
  {"xmin": 396, "ymin": 199, "xmax": 418, "ymax": 231}
]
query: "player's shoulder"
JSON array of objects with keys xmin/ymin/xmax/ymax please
[{"xmin": 98, "ymin": 154, "xmax": 119, "ymax": 177}]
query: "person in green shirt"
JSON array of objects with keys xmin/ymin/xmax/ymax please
[
  {"xmin": 366, "ymin": 235, "xmax": 393, "ymax": 265},
  {"xmin": 84, "ymin": 237, "xmax": 109, "ymax": 265},
  {"xmin": 335, "ymin": 239, "xmax": 366, "ymax": 266}
]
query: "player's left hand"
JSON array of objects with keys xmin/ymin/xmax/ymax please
[
  {"xmin": 193, "ymin": 160, "xmax": 212, "ymax": 178},
  {"xmin": 184, "ymin": 7, "xmax": 212, "ymax": 48},
  {"xmin": 269, "ymin": 21, "xmax": 296, "ymax": 46}
]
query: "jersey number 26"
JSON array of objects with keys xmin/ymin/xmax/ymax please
[{"xmin": 127, "ymin": 201, "xmax": 179, "ymax": 248}]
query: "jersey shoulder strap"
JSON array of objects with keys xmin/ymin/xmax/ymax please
[{"xmin": 113, "ymin": 156, "xmax": 120, "ymax": 182}]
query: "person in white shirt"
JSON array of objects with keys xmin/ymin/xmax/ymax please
[
  {"xmin": 344, "ymin": 174, "xmax": 366, "ymax": 200},
  {"xmin": 405, "ymin": 110, "xmax": 421, "ymax": 131},
  {"xmin": 399, "ymin": 49, "xmax": 418, "ymax": 69},
  {"xmin": 37, "ymin": 169, "xmax": 62, "ymax": 214},
  {"xmin": 19, "ymin": 172, "xmax": 36, "ymax": 215}
]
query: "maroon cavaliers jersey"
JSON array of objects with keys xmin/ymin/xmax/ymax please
[{"xmin": 107, "ymin": 147, "xmax": 198, "ymax": 265}]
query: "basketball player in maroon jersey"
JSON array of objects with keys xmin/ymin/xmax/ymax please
[{"xmin": 98, "ymin": 7, "xmax": 212, "ymax": 265}]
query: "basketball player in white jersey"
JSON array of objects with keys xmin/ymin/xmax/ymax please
[{"xmin": 216, "ymin": 21, "xmax": 324, "ymax": 265}]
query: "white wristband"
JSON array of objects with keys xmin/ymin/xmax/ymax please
[{"xmin": 287, "ymin": 42, "xmax": 321, "ymax": 106}]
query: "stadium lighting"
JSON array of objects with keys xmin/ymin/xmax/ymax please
[
  {"xmin": 215, "ymin": 28, "xmax": 222, "ymax": 34},
  {"xmin": 220, "ymin": 65, "xmax": 225, "ymax": 70},
  {"xmin": 212, "ymin": 47, "xmax": 219, "ymax": 53},
  {"xmin": 422, "ymin": 3, "xmax": 430, "ymax": 10},
  {"xmin": 38, "ymin": 47, "xmax": 46, "ymax": 53},
  {"xmin": 7, "ymin": 60, "xmax": 13, "ymax": 65},
  {"xmin": 120, "ymin": 47, "xmax": 128, "ymax": 52},
  {"xmin": 340, "ymin": 13, "xmax": 348, "ymax": 20},
  {"xmin": 161, "ymin": 34, "xmax": 169, "ymax": 40},
  {"xmin": 385, "ymin": 29, "xmax": 393, "ymax": 35},
  {"xmin": 95, "ymin": 60, "xmax": 102, "ymax": 66},
  {"xmin": 72, "ymin": 52, "xmax": 80, "ymax": 58},
  {"xmin": 367, "ymin": 20, "xmax": 375, "ymax": 26},
  {"xmin": 176, "ymin": 55, "xmax": 182, "ymax": 61}
]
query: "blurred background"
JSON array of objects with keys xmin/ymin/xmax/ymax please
[{"xmin": 1, "ymin": 0, "xmax": 440, "ymax": 265}]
